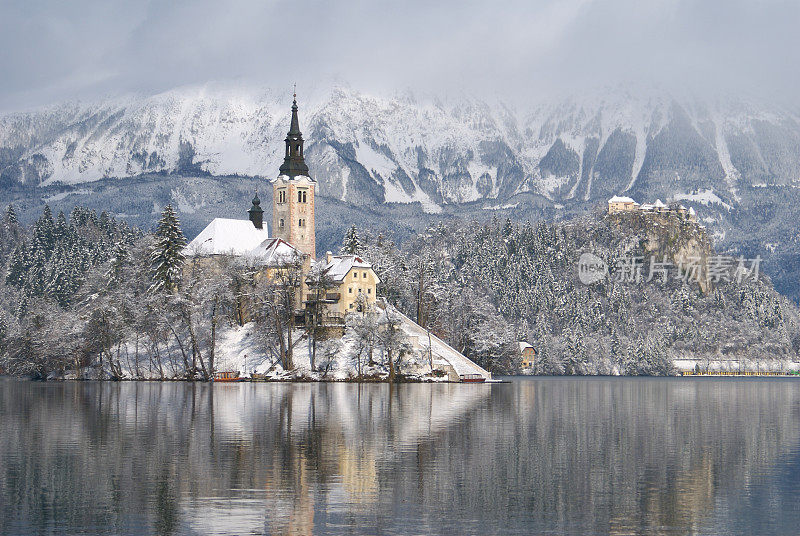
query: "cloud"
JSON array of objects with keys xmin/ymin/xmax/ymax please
[{"xmin": 1, "ymin": 0, "xmax": 798, "ymax": 109}]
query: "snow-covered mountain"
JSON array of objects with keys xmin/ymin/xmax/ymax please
[{"xmin": 3, "ymin": 84, "xmax": 799, "ymax": 213}]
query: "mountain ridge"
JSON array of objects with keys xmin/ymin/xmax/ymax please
[
  {"xmin": 2, "ymin": 83, "xmax": 799, "ymax": 301},
  {"xmin": 3, "ymin": 84, "xmax": 799, "ymax": 209}
]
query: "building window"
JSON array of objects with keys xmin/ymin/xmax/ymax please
[
  {"xmin": 349, "ymin": 303, "xmax": 353, "ymax": 309},
  {"xmin": 358, "ymin": 288, "xmax": 362, "ymax": 293},
  {"xmin": 297, "ymin": 190, "xmax": 307, "ymax": 203},
  {"xmin": 278, "ymin": 190, "xmax": 286, "ymax": 203},
  {"xmin": 299, "ymin": 218, "xmax": 304, "ymax": 227},
  {"xmin": 367, "ymin": 288, "xmax": 371, "ymax": 294},
  {"xmin": 348, "ymin": 287, "xmax": 353, "ymax": 294},
  {"xmin": 279, "ymin": 218, "xmax": 284, "ymax": 228}
]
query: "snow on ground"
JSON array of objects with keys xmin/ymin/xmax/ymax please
[
  {"xmin": 390, "ymin": 306, "xmax": 491, "ymax": 380},
  {"xmin": 538, "ymin": 174, "xmax": 571, "ymax": 198},
  {"xmin": 671, "ymin": 189, "xmax": 732, "ymax": 210},
  {"xmin": 43, "ymin": 189, "xmax": 93, "ymax": 203},
  {"xmin": 482, "ymin": 202, "xmax": 519, "ymax": 210},
  {"xmin": 108, "ymin": 303, "xmax": 489, "ymax": 382}
]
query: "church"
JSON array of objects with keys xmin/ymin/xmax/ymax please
[{"xmin": 185, "ymin": 95, "xmax": 380, "ymax": 324}]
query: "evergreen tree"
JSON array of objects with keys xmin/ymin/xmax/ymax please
[
  {"xmin": 502, "ymin": 217, "xmax": 513, "ymax": 237},
  {"xmin": 149, "ymin": 205, "xmax": 186, "ymax": 293},
  {"xmin": 341, "ymin": 225, "xmax": 363, "ymax": 255},
  {"xmin": 3, "ymin": 204, "xmax": 18, "ymax": 227},
  {"xmin": 107, "ymin": 242, "xmax": 129, "ymax": 289},
  {"xmin": 31, "ymin": 205, "xmax": 55, "ymax": 257},
  {"xmin": 6, "ymin": 242, "xmax": 30, "ymax": 287},
  {"xmin": 53, "ymin": 211, "xmax": 69, "ymax": 244}
]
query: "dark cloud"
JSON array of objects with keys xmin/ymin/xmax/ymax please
[{"xmin": 1, "ymin": 0, "xmax": 798, "ymax": 109}]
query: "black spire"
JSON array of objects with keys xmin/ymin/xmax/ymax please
[
  {"xmin": 279, "ymin": 92, "xmax": 311, "ymax": 179},
  {"xmin": 248, "ymin": 192, "xmax": 264, "ymax": 229}
]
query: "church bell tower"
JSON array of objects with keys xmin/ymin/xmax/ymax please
[{"xmin": 273, "ymin": 94, "xmax": 316, "ymax": 259}]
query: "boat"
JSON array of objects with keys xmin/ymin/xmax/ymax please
[
  {"xmin": 214, "ymin": 371, "xmax": 241, "ymax": 382},
  {"xmin": 459, "ymin": 374, "xmax": 486, "ymax": 383}
]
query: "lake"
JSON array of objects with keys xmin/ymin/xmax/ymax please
[{"xmin": 1, "ymin": 377, "xmax": 799, "ymax": 535}]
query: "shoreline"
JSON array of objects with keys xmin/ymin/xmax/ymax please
[{"xmin": 5, "ymin": 373, "xmax": 800, "ymax": 383}]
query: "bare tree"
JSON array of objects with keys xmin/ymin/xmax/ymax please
[
  {"xmin": 251, "ymin": 256, "xmax": 306, "ymax": 372},
  {"xmin": 304, "ymin": 264, "xmax": 337, "ymax": 371}
]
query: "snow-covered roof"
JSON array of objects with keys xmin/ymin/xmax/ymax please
[
  {"xmin": 246, "ymin": 238, "xmax": 304, "ymax": 266},
  {"xmin": 688, "ymin": 207, "xmax": 697, "ymax": 215},
  {"xmin": 317, "ymin": 255, "xmax": 379, "ymax": 283},
  {"xmin": 184, "ymin": 218, "xmax": 270, "ymax": 256},
  {"xmin": 518, "ymin": 342, "xmax": 534, "ymax": 352},
  {"xmin": 608, "ymin": 195, "xmax": 636, "ymax": 204},
  {"xmin": 653, "ymin": 199, "xmax": 667, "ymax": 208}
]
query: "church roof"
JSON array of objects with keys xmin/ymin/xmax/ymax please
[
  {"xmin": 184, "ymin": 218, "xmax": 270, "ymax": 256},
  {"xmin": 246, "ymin": 238, "xmax": 305, "ymax": 266},
  {"xmin": 317, "ymin": 255, "xmax": 379, "ymax": 283}
]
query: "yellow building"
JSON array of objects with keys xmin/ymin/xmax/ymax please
[
  {"xmin": 608, "ymin": 195, "xmax": 639, "ymax": 213},
  {"xmin": 311, "ymin": 252, "xmax": 380, "ymax": 317},
  {"xmin": 519, "ymin": 342, "xmax": 536, "ymax": 368}
]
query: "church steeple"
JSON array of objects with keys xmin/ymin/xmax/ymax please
[
  {"xmin": 279, "ymin": 92, "xmax": 311, "ymax": 179},
  {"xmin": 248, "ymin": 192, "xmax": 263, "ymax": 229}
]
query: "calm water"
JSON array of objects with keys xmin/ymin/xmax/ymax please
[{"xmin": 2, "ymin": 377, "xmax": 800, "ymax": 535}]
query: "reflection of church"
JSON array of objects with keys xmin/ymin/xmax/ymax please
[{"xmin": 186, "ymin": 96, "xmax": 379, "ymax": 322}]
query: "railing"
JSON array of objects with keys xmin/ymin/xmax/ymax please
[
  {"xmin": 681, "ymin": 370, "xmax": 800, "ymax": 376},
  {"xmin": 305, "ymin": 312, "xmax": 346, "ymax": 327},
  {"xmin": 320, "ymin": 313, "xmax": 345, "ymax": 326}
]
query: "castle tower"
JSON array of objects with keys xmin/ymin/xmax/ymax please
[{"xmin": 273, "ymin": 95, "xmax": 316, "ymax": 259}]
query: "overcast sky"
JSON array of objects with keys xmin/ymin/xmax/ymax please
[{"xmin": 1, "ymin": 0, "xmax": 799, "ymax": 110}]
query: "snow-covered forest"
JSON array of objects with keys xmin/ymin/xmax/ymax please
[
  {"xmin": 353, "ymin": 213, "xmax": 800, "ymax": 375},
  {"xmin": 0, "ymin": 203, "xmax": 797, "ymax": 379}
]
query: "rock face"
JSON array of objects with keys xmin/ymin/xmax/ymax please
[
  {"xmin": 2, "ymin": 85, "xmax": 799, "ymax": 210},
  {"xmin": 608, "ymin": 211, "xmax": 714, "ymax": 294}
]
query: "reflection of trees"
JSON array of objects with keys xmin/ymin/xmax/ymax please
[{"xmin": 0, "ymin": 379, "xmax": 799, "ymax": 534}]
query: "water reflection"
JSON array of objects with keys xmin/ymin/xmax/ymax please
[{"xmin": 1, "ymin": 378, "xmax": 799, "ymax": 535}]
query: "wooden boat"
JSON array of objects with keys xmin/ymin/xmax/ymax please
[
  {"xmin": 214, "ymin": 371, "xmax": 241, "ymax": 382},
  {"xmin": 460, "ymin": 374, "xmax": 486, "ymax": 383}
]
